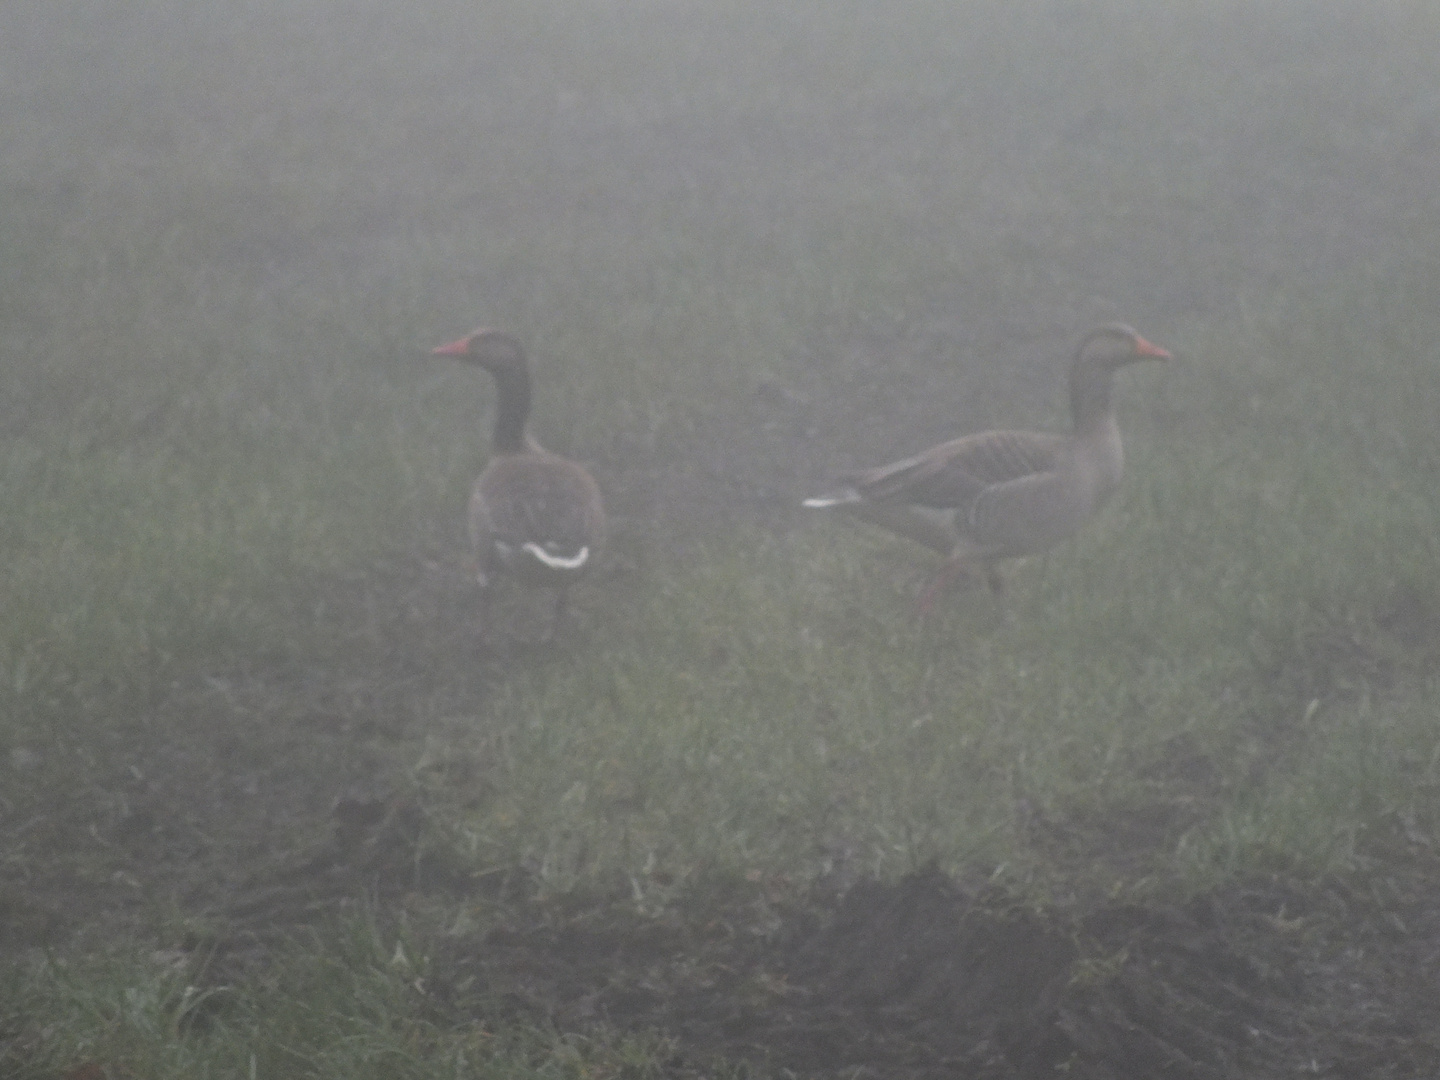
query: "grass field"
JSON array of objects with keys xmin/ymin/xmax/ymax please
[{"xmin": 4, "ymin": 0, "xmax": 1440, "ymax": 1076}]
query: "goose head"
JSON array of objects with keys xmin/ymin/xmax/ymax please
[
  {"xmin": 1075, "ymin": 323, "xmax": 1171, "ymax": 370},
  {"xmin": 1068, "ymin": 323, "xmax": 1169, "ymax": 430},
  {"xmin": 431, "ymin": 327, "xmax": 528, "ymax": 374},
  {"xmin": 432, "ymin": 328, "xmax": 533, "ymax": 453}
]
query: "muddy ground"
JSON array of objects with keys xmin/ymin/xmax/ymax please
[
  {"xmin": 6, "ymin": 539, "xmax": 1440, "ymax": 1079},
  {"xmin": 6, "ymin": 333, "xmax": 1440, "ymax": 1076},
  {"xmin": 40, "ymin": 790, "xmax": 1440, "ymax": 1079}
]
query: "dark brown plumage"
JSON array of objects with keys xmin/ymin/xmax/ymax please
[{"xmin": 432, "ymin": 328, "xmax": 605, "ymax": 635}]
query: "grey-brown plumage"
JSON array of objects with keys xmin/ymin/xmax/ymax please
[
  {"xmin": 804, "ymin": 323, "xmax": 1169, "ymax": 607},
  {"xmin": 432, "ymin": 329, "xmax": 605, "ymax": 633}
]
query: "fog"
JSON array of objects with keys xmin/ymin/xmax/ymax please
[
  {"xmin": 6, "ymin": 3, "xmax": 1440, "ymax": 1072},
  {"xmin": 8, "ymin": 4, "xmax": 1436, "ymax": 567},
  {"xmin": 6, "ymin": 2, "xmax": 1436, "ymax": 446}
]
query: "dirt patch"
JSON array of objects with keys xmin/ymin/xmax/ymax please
[
  {"xmin": 157, "ymin": 780, "xmax": 1416, "ymax": 1080},
  {"xmin": 7, "ymin": 556, "xmax": 1440, "ymax": 1078},
  {"xmin": 411, "ymin": 857, "xmax": 1440, "ymax": 1079}
]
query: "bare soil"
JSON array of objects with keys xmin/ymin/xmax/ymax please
[
  {"xmin": 8, "ymin": 349, "xmax": 1440, "ymax": 1075},
  {"xmin": 169, "ymin": 800, "xmax": 1440, "ymax": 1078},
  {"xmin": 6, "ymin": 552, "xmax": 1440, "ymax": 1078}
]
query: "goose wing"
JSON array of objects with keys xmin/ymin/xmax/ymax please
[
  {"xmin": 962, "ymin": 464, "xmax": 1095, "ymax": 555},
  {"xmin": 849, "ymin": 429, "xmax": 1066, "ymax": 509},
  {"xmin": 471, "ymin": 455, "xmax": 605, "ymax": 567}
]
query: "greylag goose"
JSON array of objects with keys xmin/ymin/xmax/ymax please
[
  {"xmin": 803, "ymin": 323, "xmax": 1169, "ymax": 609},
  {"xmin": 432, "ymin": 328, "xmax": 605, "ymax": 635}
]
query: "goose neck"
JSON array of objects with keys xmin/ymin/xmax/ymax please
[
  {"xmin": 1069, "ymin": 364, "xmax": 1117, "ymax": 436},
  {"xmin": 488, "ymin": 362, "xmax": 532, "ymax": 454}
]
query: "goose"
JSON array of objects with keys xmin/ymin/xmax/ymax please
[
  {"xmin": 432, "ymin": 328, "xmax": 605, "ymax": 636},
  {"xmin": 803, "ymin": 323, "xmax": 1169, "ymax": 609}
]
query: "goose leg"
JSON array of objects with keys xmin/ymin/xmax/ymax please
[
  {"xmin": 475, "ymin": 581, "xmax": 497, "ymax": 650},
  {"xmin": 917, "ymin": 556, "xmax": 977, "ymax": 615},
  {"xmin": 543, "ymin": 588, "xmax": 570, "ymax": 643}
]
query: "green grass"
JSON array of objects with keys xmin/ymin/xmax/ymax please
[
  {"xmin": 2, "ymin": 921, "xmax": 686, "ymax": 1080},
  {"xmin": 4, "ymin": 0, "xmax": 1440, "ymax": 1074}
]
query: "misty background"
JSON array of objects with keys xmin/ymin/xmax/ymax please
[
  {"xmin": 5, "ymin": 0, "xmax": 1437, "ymax": 547},
  {"xmin": 5, "ymin": 2, "xmax": 1440, "ymax": 1074}
]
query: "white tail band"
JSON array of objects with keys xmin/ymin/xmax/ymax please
[
  {"xmin": 522, "ymin": 543, "xmax": 590, "ymax": 570},
  {"xmin": 802, "ymin": 491, "xmax": 860, "ymax": 509}
]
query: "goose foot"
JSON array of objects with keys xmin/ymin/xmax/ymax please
[
  {"xmin": 916, "ymin": 558, "xmax": 1002, "ymax": 614},
  {"xmin": 545, "ymin": 588, "xmax": 570, "ymax": 642},
  {"xmin": 917, "ymin": 559, "xmax": 970, "ymax": 615}
]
